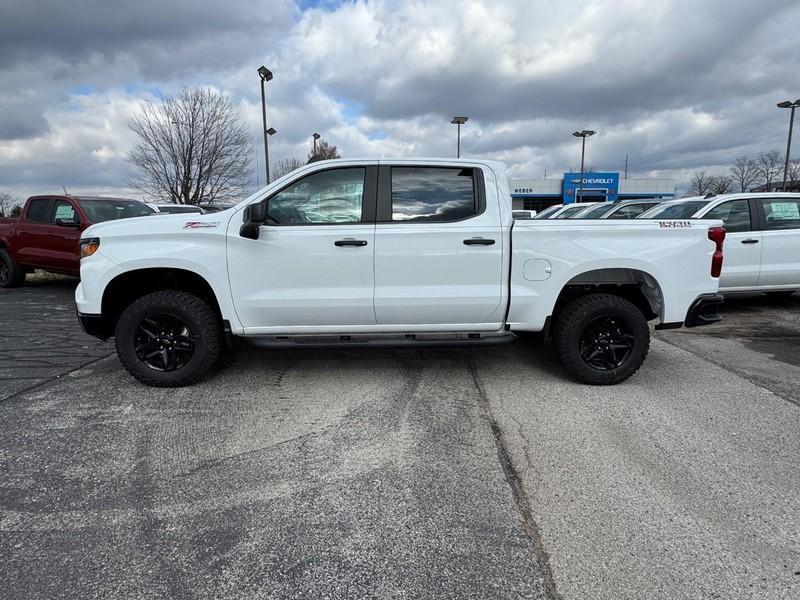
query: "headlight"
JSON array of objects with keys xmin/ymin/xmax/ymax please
[{"xmin": 80, "ymin": 237, "xmax": 100, "ymax": 259}]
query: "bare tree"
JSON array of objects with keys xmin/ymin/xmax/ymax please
[
  {"xmin": 688, "ymin": 170, "xmax": 712, "ymax": 196},
  {"xmin": 271, "ymin": 157, "xmax": 305, "ymax": 181},
  {"xmin": 755, "ymin": 150, "xmax": 784, "ymax": 191},
  {"xmin": 710, "ymin": 174, "xmax": 732, "ymax": 194},
  {"xmin": 128, "ymin": 87, "xmax": 252, "ymax": 204},
  {"xmin": 0, "ymin": 192, "xmax": 16, "ymax": 217},
  {"xmin": 307, "ymin": 138, "xmax": 341, "ymax": 162},
  {"xmin": 788, "ymin": 158, "xmax": 800, "ymax": 184},
  {"xmin": 729, "ymin": 156, "xmax": 759, "ymax": 192}
]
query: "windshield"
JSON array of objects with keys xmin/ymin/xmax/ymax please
[
  {"xmin": 78, "ymin": 199, "xmax": 155, "ymax": 223},
  {"xmin": 533, "ymin": 205, "xmax": 563, "ymax": 219},
  {"xmin": 574, "ymin": 203, "xmax": 614, "ymax": 219},
  {"xmin": 157, "ymin": 205, "xmax": 203, "ymax": 214},
  {"xmin": 555, "ymin": 204, "xmax": 592, "ymax": 219},
  {"xmin": 639, "ymin": 200, "xmax": 710, "ymax": 219}
]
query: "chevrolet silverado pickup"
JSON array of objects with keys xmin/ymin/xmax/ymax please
[
  {"xmin": 0, "ymin": 195, "xmax": 154, "ymax": 286},
  {"xmin": 75, "ymin": 158, "xmax": 725, "ymax": 387}
]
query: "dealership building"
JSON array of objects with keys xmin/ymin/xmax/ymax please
[{"xmin": 509, "ymin": 172, "xmax": 676, "ymax": 212}]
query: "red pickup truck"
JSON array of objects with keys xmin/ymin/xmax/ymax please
[{"xmin": 0, "ymin": 195, "xmax": 154, "ymax": 287}]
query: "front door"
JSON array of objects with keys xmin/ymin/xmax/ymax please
[
  {"xmin": 755, "ymin": 196, "xmax": 800, "ymax": 287},
  {"xmin": 373, "ymin": 165, "xmax": 505, "ymax": 327},
  {"xmin": 227, "ymin": 166, "xmax": 378, "ymax": 332},
  {"xmin": 702, "ymin": 198, "xmax": 761, "ymax": 290},
  {"xmin": 49, "ymin": 199, "xmax": 83, "ymax": 274}
]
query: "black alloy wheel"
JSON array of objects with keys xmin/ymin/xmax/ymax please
[
  {"xmin": 134, "ymin": 313, "xmax": 196, "ymax": 372},
  {"xmin": 578, "ymin": 315, "xmax": 635, "ymax": 371},
  {"xmin": 115, "ymin": 290, "xmax": 222, "ymax": 386},
  {"xmin": 553, "ymin": 293, "xmax": 650, "ymax": 385}
]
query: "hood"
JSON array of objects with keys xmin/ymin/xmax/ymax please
[{"xmin": 82, "ymin": 211, "xmax": 230, "ymax": 239}]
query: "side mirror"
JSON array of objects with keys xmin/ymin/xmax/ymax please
[
  {"xmin": 240, "ymin": 201, "xmax": 266, "ymax": 240},
  {"xmin": 56, "ymin": 217, "xmax": 80, "ymax": 227}
]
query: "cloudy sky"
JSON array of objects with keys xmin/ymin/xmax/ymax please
[{"xmin": 1, "ymin": 0, "xmax": 798, "ymax": 201}]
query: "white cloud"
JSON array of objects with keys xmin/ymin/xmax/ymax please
[{"xmin": 0, "ymin": 0, "xmax": 799, "ymax": 199}]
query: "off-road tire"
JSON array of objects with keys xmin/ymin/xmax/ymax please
[
  {"xmin": 553, "ymin": 293, "xmax": 650, "ymax": 385},
  {"xmin": 0, "ymin": 248, "xmax": 26, "ymax": 288},
  {"xmin": 115, "ymin": 290, "xmax": 222, "ymax": 387}
]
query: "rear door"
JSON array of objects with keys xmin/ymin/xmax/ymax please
[
  {"xmin": 701, "ymin": 198, "xmax": 760, "ymax": 289},
  {"xmin": 373, "ymin": 164, "xmax": 504, "ymax": 327},
  {"xmin": 14, "ymin": 198, "xmax": 54, "ymax": 267},
  {"xmin": 754, "ymin": 196, "xmax": 800, "ymax": 287}
]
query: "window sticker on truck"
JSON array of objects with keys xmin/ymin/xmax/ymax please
[
  {"xmin": 658, "ymin": 220, "xmax": 692, "ymax": 228},
  {"xmin": 183, "ymin": 221, "xmax": 220, "ymax": 229}
]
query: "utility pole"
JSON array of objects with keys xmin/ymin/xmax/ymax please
[
  {"xmin": 572, "ymin": 130, "xmax": 596, "ymax": 203},
  {"xmin": 451, "ymin": 116, "xmax": 468, "ymax": 158},
  {"xmin": 778, "ymin": 100, "xmax": 800, "ymax": 191},
  {"xmin": 624, "ymin": 154, "xmax": 628, "ymax": 179},
  {"xmin": 257, "ymin": 66, "xmax": 274, "ymax": 183}
]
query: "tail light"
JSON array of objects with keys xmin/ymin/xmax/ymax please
[{"xmin": 708, "ymin": 227, "xmax": 725, "ymax": 278}]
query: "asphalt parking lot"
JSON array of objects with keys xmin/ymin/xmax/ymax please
[{"xmin": 1, "ymin": 279, "xmax": 798, "ymax": 600}]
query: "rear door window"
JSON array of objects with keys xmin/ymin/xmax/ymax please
[
  {"xmin": 703, "ymin": 199, "xmax": 752, "ymax": 232},
  {"xmin": 390, "ymin": 167, "xmax": 477, "ymax": 222},
  {"xmin": 759, "ymin": 198, "xmax": 800, "ymax": 230},
  {"xmin": 26, "ymin": 199, "xmax": 51, "ymax": 222}
]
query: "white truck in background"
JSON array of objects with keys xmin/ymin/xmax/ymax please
[{"xmin": 75, "ymin": 158, "xmax": 725, "ymax": 387}]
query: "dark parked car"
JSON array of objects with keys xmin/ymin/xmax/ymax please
[{"xmin": 0, "ymin": 195, "xmax": 154, "ymax": 287}]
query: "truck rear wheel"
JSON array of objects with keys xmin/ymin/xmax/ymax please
[
  {"xmin": 0, "ymin": 248, "xmax": 26, "ymax": 288},
  {"xmin": 115, "ymin": 290, "xmax": 222, "ymax": 387},
  {"xmin": 553, "ymin": 293, "xmax": 649, "ymax": 385}
]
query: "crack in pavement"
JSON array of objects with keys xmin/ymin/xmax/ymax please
[{"xmin": 467, "ymin": 356, "xmax": 563, "ymax": 600}]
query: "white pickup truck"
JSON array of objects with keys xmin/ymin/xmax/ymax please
[{"xmin": 75, "ymin": 158, "xmax": 725, "ymax": 387}]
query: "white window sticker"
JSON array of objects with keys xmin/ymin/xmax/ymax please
[
  {"xmin": 769, "ymin": 202, "xmax": 800, "ymax": 220},
  {"xmin": 54, "ymin": 204, "xmax": 75, "ymax": 219}
]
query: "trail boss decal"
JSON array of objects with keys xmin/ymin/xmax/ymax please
[
  {"xmin": 658, "ymin": 220, "xmax": 692, "ymax": 228},
  {"xmin": 183, "ymin": 221, "xmax": 220, "ymax": 229}
]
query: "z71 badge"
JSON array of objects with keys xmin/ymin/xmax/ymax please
[
  {"xmin": 183, "ymin": 221, "xmax": 220, "ymax": 229},
  {"xmin": 658, "ymin": 220, "xmax": 692, "ymax": 228}
]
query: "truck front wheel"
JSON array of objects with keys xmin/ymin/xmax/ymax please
[
  {"xmin": 0, "ymin": 249, "xmax": 26, "ymax": 288},
  {"xmin": 553, "ymin": 293, "xmax": 649, "ymax": 385},
  {"xmin": 115, "ymin": 290, "xmax": 222, "ymax": 387}
]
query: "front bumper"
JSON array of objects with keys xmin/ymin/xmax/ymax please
[
  {"xmin": 77, "ymin": 311, "xmax": 109, "ymax": 340},
  {"xmin": 684, "ymin": 293, "xmax": 723, "ymax": 328}
]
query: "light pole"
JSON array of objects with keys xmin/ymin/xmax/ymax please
[
  {"xmin": 572, "ymin": 130, "xmax": 596, "ymax": 203},
  {"xmin": 312, "ymin": 132, "xmax": 320, "ymax": 158},
  {"xmin": 258, "ymin": 65, "xmax": 274, "ymax": 183},
  {"xmin": 451, "ymin": 116, "xmax": 468, "ymax": 158},
  {"xmin": 778, "ymin": 100, "xmax": 800, "ymax": 191}
]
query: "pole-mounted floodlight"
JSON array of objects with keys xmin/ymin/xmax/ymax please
[
  {"xmin": 778, "ymin": 99, "xmax": 800, "ymax": 191},
  {"xmin": 258, "ymin": 66, "xmax": 273, "ymax": 82},
  {"xmin": 267, "ymin": 127, "xmax": 277, "ymax": 136},
  {"xmin": 258, "ymin": 66, "xmax": 274, "ymax": 183},
  {"xmin": 572, "ymin": 130, "xmax": 596, "ymax": 203},
  {"xmin": 451, "ymin": 116, "xmax": 468, "ymax": 158},
  {"xmin": 313, "ymin": 132, "xmax": 320, "ymax": 157}
]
